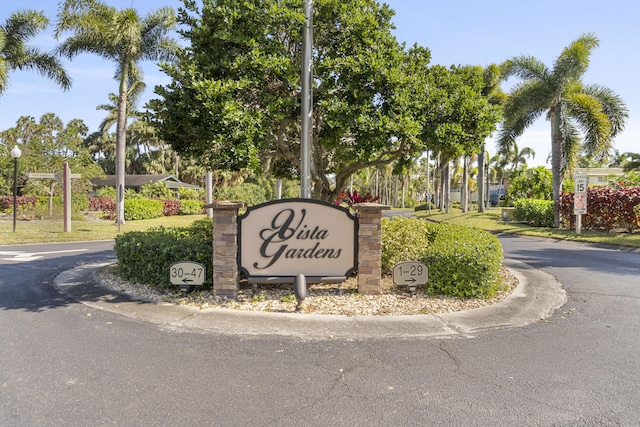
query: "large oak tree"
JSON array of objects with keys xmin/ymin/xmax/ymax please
[{"xmin": 149, "ymin": 0, "xmax": 500, "ymax": 201}]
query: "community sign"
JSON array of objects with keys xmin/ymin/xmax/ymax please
[{"xmin": 238, "ymin": 199, "xmax": 358, "ymax": 279}]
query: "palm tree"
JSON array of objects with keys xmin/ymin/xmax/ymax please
[
  {"xmin": 0, "ymin": 9, "xmax": 70, "ymax": 95},
  {"xmin": 489, "ymin": 153, "xmax": 509, "ymax": 206},
  {"xmin": 477, "ymin": 64, "xmax": 506, "ymax": 212},
  {"xmin": 510, "ymin": 142, "xmax": 535, "ymax": 171},
  {"xmin": 498, "ymin": 33, "xmax": 628, "ymax": 227},
  {"xmin": 55, "ymin": 0, "xmax": 177, "ymax": 224}
]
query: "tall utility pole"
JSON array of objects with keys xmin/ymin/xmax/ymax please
[{"xmin": 300, "ymin": 0, "xmax": 313, "ymax": 198}]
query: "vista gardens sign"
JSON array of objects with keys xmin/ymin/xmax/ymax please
[
  {"xmin": 238, "ymin": 199, "xmax": 357, "ymax": 280},
  {"xmin": 207, "ymin": 199, "xmax": 387, "ymax": 296}
]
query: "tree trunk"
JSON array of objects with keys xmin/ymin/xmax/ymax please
[
  {"xmin": 462, "ymin": 156, "xmax": 469, "ymax": 212},
  {"xmin": 439, "ymin": 167, "xmax": 445, "ymax": 212},
  {"xmin": 551, "ymin": 104, "xmax": 563, "ymax": 228},
  {"xmin": 477, "ymin": 145, "xmax": 485, "ymax": 213},
  {"xmin": 443, "ymin": 162, "xmax": 451, "ymax": 214},
  {"xmin": 48, "ymin": 182, "xmax": 55, "ymax": 217},
  {"xmin": 115, "ymin": 67, "xmax": 129, "ymax": 225}
]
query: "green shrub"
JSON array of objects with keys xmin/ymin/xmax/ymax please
[
  {"xmin": 414, "ymin": 202, "xmax": 436, "ymax": 211},
  {"xmin": 505, "ymin": 166, "xmax": 553, "ymax": 205},
  {"xmin": 179, "ymin": 199, "xmax": 204, "ymax": 215},
  {"xmin": 178, "ymin": 187, "xmax": 204, "ymax": 200},
  {"xmin": 381, "ymin": 217, "xmax": 431, "ymax": 272},
  {"xmin": 421, "ymin": 223, "xmax": 504, "ymax": 298},
  {"xmin": 140, "ymin": 181, "xmax": 174, "ymax": 199},
  {"xmin": 114, "ymin": 218, "xmax": 213, "ymax": 288},
  {"xmin": 21, "ymin": 194, "xmax": 89, "ymax": 218},
  {"xmin": 125, "ymin": 188, "xmax": 143, "ymax": 199},
  {"xmin": 124, "ymin": 198, "xmax": 163, "ymax": 221},
  {"xmin": 97, "ymin": 186, "xmax": 116, "ymax": 199},
  {"xmin": 215, "ymin": 183, "xmax": 267, "ymax": 207},
  {"xmin": 513, "ymin": 199, "xmax": 555, "ymax": 227},
  {"xmin": 36, "ymin": 194, "xmax": 89, "ymax": 213},
  {"xmin": 382, "ymin": 218, "xmax": 504, "ymax": 299}
]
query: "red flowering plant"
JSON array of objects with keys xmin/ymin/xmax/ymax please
[{"xmin": 334, "ymin": 189, "xmax": 380, "ymax": 208}]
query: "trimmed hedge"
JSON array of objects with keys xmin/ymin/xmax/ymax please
[
  {"xmin": 382, "ymin": 217, "xmax": 504, "ymax": 298},
  {"xmin": 124, "ymin": 198, "xmax": 164, "ymax": 221},
  {"xmin": 114, "ymin": 218, "xmax": 213, "ymax": 288},
  {"xmin": 179, "ymin": 199, "xmax": 205, "ymax": 215},
  {"xmin": 422, "ymin": 223, "xmax": 503, "ymax": 298},
  {"xmin": 513, "ymin": 199, "xmax": 554, "ymax": 227},
  {"xmin": 381, "ymin": 217, "xmax": 431, "ymax": 270},
  {"xmin": 116, "ymin": 216, "xmax": 503, "ymax": 298}
]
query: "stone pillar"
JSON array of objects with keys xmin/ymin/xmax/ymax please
[
  {"xmin": 354, "ymin": 203, "xmax": 390, "ymax": 295},
  {"xmin": 205, "ymin": 201, "xmax": 245, "ymax": 297}
]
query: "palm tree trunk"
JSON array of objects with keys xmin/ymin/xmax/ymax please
[
  {"xmin": 551, "ymin": 104, "xmax": 563, "ymax": 228},
  {"xmin": 115, "ymin": 67, "xmax": 129, "ymax": 225}
]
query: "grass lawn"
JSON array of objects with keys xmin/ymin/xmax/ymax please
[
  {"xmin": 416, "ymin": 207, "xmax": 640, "ymax": 249},
  {"xmin": 2, "ymin": 207, "xmax": 640, "ymax": 250},
  {"xmin": 0, "ymin": 213, "xmax": 207, "ymax": 245}
]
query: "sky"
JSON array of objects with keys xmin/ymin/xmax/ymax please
[{"xmin": 1, "ymin": 0, "xmax": 639, "ymax": 167}]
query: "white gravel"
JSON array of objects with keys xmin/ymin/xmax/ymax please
[{"xmin": 96, "ymin": 265, "xmax": 518, "ymax": 316}]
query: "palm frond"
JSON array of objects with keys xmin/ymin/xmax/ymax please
[
  {"xmin": 559, "ymin": 119, "xmax": 581, "ymax": 175},
  {"xmin": 3, "ymin": 10, "xmax": 49, "ymax": 43},
  {"xmin": 582, "ymin": 84, "xmax": 629, "ymax": 137},
  {"xmin": 502, "ymin": 80, "xmax": 552, "ymax": 127},
  {"xmin": 553, "ymin": 33, "xmax": 599, "ymax": 83},
  {"xmin": 565, "ymin": 90, "xmax": 612, "ymax": 159},
  {"xmin": 501, "ymin": 56, "xmax": 549, "ymax": 82}
]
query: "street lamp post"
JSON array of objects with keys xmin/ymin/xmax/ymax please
[
  {"xmin": 10, "ymin": 145, "xmax": 22, "ymax": 233},
  {"xmin": 300, "ymin": 0, "xmax": 313, "ymax": 198}
]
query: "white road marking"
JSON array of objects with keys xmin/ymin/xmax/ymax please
[{"xmin": 0, "ymin": 249, "xmax": 88, "ymax": 262}]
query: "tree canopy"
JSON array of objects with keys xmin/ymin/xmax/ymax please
[
  {"xmin": 148, "ymin": 0, "xmax": 500, "ymax": 201},
  {"xmin": 0, "ymin": 114, "xmax": 104, "ymax": 200}
]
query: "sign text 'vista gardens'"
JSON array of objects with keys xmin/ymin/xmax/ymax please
[{"xmin": 238, "ymin": 199, "xmax": 358, "ymax": 279}]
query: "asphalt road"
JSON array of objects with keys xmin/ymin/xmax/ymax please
[{"xmin": 1, "ymin": 237, "xmax": 639, "ymax": 426}]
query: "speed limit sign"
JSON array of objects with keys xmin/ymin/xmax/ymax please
[
  {"xmin": 574, "ymin": 173, "xmax": 588, "ymax": 194},
  {"xmin": 574, "ymin": 173, "xmax": 588, "ymax": 215}
]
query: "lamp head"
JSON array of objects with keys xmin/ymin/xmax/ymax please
[{"xmin": 10, "ymin": 145, "xmax": 21, "ymax": 159}]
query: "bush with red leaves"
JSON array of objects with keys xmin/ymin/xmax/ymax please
[
  {"xmin": 560, "ymin": 186, "xmax": 640, "ymax": 232},
  {"xmin": 0, "ymin": 196, "xmax": 38, "ymax": 212}
]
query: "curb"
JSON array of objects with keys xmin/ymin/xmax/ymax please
[{"xmin": 54, "ymin": 259, "xmax": 567, "ymax": 339}]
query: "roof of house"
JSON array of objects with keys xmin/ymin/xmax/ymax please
[{"xmin": 91, "ymin": 174, "xmax": 200, "ymax": 190}]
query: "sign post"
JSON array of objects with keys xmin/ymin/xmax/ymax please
[
  {"xmin": 574, "ymin": 173, "xmax": 588, "ymax": 235},
  {"xmin": 170, "ymin": 261, "xmax": 206, "ymax": 296},
  {"xmin": 392, "ymin": 261, "xmax": 428, "ymax": 291},
  {"xmin": 28, "ymin": 167, "xmax": 80, "ymax": 233}
]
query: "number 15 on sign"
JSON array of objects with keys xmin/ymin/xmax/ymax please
[{"xmin": 574, "ymin": 173, "xmax": 588, "ymax": 234}]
